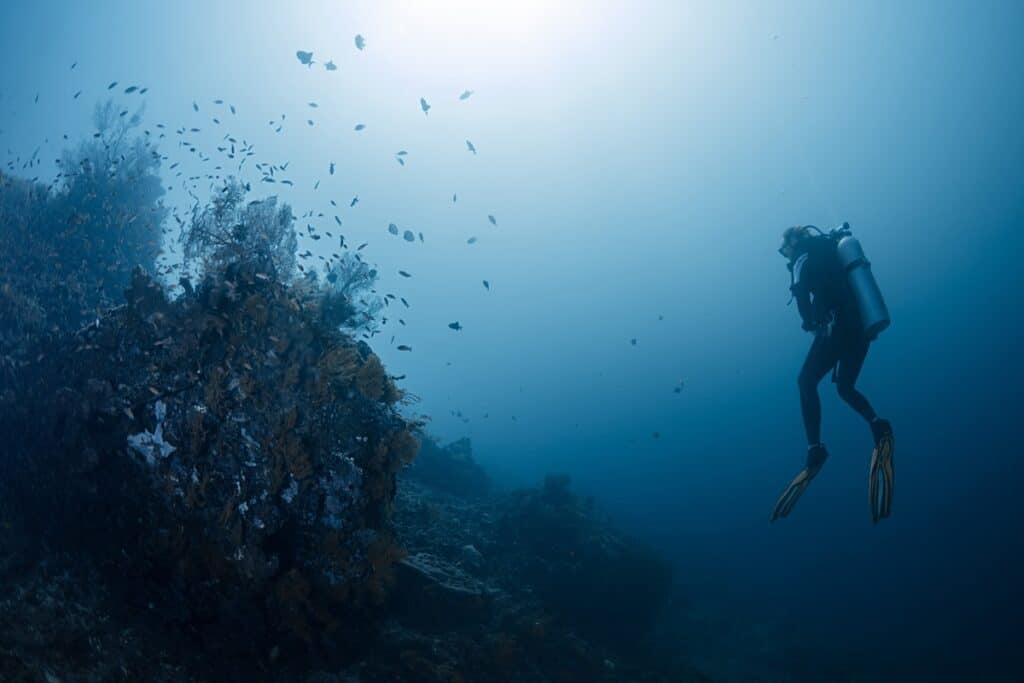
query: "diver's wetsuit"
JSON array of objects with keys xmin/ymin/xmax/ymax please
[{"xmin": 790, "ymin": 236, "xmax": 877, "ymax": 445}]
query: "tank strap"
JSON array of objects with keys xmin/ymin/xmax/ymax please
[{"xmin": 843, "ymin": 256, "xmax": 870, "ymax": 273}]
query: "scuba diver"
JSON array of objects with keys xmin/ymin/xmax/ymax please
[{"xmin": 771, "ymin": 223, "xmax": 895, "ymax": 523}]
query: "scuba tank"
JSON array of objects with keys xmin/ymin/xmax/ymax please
[{"xmin": 829, "ymin": 222, "xmax": 890, "ymax": 340}]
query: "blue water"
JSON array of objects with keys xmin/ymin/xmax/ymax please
[{"xmin": 2, "ymin": 1, "xmax": 1022, "ymax": 679}]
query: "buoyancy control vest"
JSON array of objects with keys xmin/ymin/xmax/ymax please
[{"xmin": 791, "ymin": 223, "xmax": 891, "ymax": 340}]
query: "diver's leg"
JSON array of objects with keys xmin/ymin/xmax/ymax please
[
  {"xmin": 833, "ymin": 337, "xmax": 895, "ymax": 522},
  {"xmin": 797, "ymin": 333, "xmax": 837, "ymax": 446},
  {"xmin": 834, "ymin": 336, "xmax": 877, "ymax": 423},
  {"xmin": 774, "ymin": 335, "xmax": 838, "ymax": 522}
]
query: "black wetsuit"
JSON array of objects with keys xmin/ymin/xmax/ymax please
[{"xmin": 790, "ymin": 236, "xmax": 877, "ymax": 445}]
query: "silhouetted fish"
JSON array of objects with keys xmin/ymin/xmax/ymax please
[
  {"xmin": 354, "ymin": 34, "xmax": 366, "ymax": 50},
  {"xmin": 296, "ymin": 50, "xmax": 314, "ymax": 66},
  {"xmin": 420, "ymin": 97, "xmax": 430, "ymax": 114},
  {"xmin": 459, "ymin": 90, "xmax": 474, "ymax": 100}
]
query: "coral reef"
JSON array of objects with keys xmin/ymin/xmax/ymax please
[
  {"xmin": 0, "ymin": 146, "xmax": 419, "ymax": 675},
  {"xmin": 0, "ymin": 260, "xmax": 417, "ymax": 672}
]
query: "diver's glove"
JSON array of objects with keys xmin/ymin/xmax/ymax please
[
  {"xmin": 868, "ymin": 419, "xmax": 894, "ymax": 523},
  {"xmin": 771, "ymin": 444, "xmax": 828, "ymax": 522}
]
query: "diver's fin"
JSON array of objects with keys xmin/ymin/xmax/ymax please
[
  {"xmin": 771, "ymin": 468, "xmax": 813, "ymax": 521},
  {"xmin": 771, "ymin": 445, "xmax": 827, "ymax": 522},
  {"xmin": 869, "ymin": 425, "xmax": 894, "ymax": 523}
]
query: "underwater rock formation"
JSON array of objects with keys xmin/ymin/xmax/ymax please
[
  {"xmin": 391, "ymin": 552, "xmax": 495, "ymax": 630},
  {"xmin": 495, "ymin": 474, "xmax": 674, "ymax": 646},
  {"xmin": 405, "ymin": 435, "xmax": 491, "ymax": 499}
]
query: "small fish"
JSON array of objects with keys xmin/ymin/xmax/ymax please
[
  {"xmin": 108, "ymin": 81, "xmax": 118, "ymax": 90},
  {"xmin": 296, "ymin": 50, "xmax": 314, "ymax": 66},
  {"xmin": 354, "ymin": 123, "xmax": 365, "ymax": 131},
  {"xmin": 397, "ymin": 345, "xmax": 412, "ymax": 351},
  {"xmin": 354, "ymin": 34, "xmax": 366, "ymax": 50},
  {"xmin": 398, "ymin": 270, "xmax": 411, "ymax": 278},
  {"xmin": 193, "ymin": 101, "xmax": 199, "ymax": 112},
  {"xmin": 70, "ymin": 61, "xmax": 77, "ymax": 70},
  {"xmin": 350, "ymin": 195, "xmax": 358, "ymax": 207},
  {"xmin": 325, "ymin": 60, "xmax": 338, "ymax": 71},
  {"xmin": 308, "ymin": 102, "xmax": 318, "ymax": 108},
  {"xmin": 419, "ymin": 97, "xmax": 430, "ymax": 114},
  {"xmin": 124, "ymin": 85, "xmax": 138, "ymax": 94},
  {"xmin": 488, "ymin": 214, "xmax": 497, "ymax": 226},
  {"xmin": 329, "ymin": 162, "xmax": 335, "ymax": 175},
  {"xmin": 453, "ymin": 193, "xmax": 457, "ymax": 203},
  {"xmin": 483, "ymin": 280, "xmax": 490, "ymax": 290},
  {"xmin": 403, "ymin": 230, "xmax": 415, "ymax": 242},
  {"xmin": 631, "ymin": 338, "xmax": 637, "ymax": 346},
  {"xmin": 396, "ymin": 150, "xmax": 408, "ymax": 156},
  {"xmin": 448, "ymin": 322, "xmax": 462, "ymax": 331},
  {"xmin": 459, "ymin": 89, "xmax": 474, "ymax": 100},
  {"xmin": 467, "ymin": 236, "xmax": 477, "ymax": 245},
  {"xmin": 466, "ymin": 140, "xmax": 476, "ymax": 154},
  {"xmin": 388, "ymin": 223, "xmax": 399, "ymax": 235},
  {"xmin": 73, "ymin": 90, "xmax": 82, "ymax": 99},
  {"xmin": 396, "ymin": 157, "xmax": 405, "ymax": 166}
]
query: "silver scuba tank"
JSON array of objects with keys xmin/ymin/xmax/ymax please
[{"xmin": 833, "ymin": 223, "xmax": 890, "ymax": 340}]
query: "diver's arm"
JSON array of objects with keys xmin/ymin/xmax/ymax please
[
  {"xmin": 792, "ymin": 287, "xmax": 818, "ymax": 331},
  {"xmin": 790, "ymin": 253, "xmax": 819, "ymax": 331}
]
